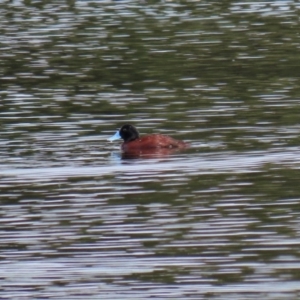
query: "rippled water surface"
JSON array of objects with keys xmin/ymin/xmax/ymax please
[{"xmin": 1, "ymin": 1, "xmax": 300, "ymax": 299}]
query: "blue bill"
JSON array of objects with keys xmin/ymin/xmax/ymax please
[{"xmin": 108, "ymin": 130, "xmax": 121, "ymax": 141}]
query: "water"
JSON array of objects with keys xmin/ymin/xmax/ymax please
[{"xmin": 1, "ymin": 1, "xmax": 300, "ymax": 299}]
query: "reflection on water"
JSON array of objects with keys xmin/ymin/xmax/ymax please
[{"xmin": 1, "ymin": 1, "xmax": 300, "ymax": 299}]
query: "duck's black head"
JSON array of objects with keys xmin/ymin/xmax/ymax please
[
  {"xmin": 108, "ymin": 124, "xmax": 140, "ymax": 143},
  {"xmin": 119, "ymin": 124, "xmax": 140, "ymax": 142}
]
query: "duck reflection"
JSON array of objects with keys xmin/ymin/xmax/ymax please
[{"xmin": 121, "ymin": 147, "xmax": 186, "ymax": 159}]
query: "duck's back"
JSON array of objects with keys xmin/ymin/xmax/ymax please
[{"xmin": 122, "ymin": 134, "xmax": 188, "ymax": 151}]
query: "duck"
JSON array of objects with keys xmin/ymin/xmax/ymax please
[{"xmin": 108, "ymin": 124, "xmax": 188, "ymax": 152}]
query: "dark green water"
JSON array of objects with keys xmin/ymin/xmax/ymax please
[{"xmin": 1, "ymin": 1, "xmax": 300, "ymax": 299}]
